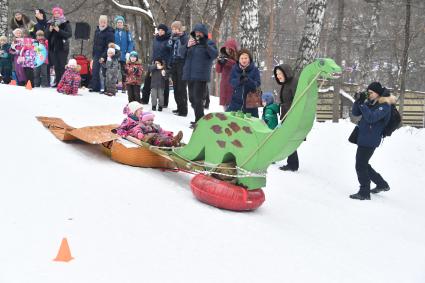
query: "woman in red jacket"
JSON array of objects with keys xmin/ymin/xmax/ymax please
[{"xmin": 215, "ymin": 38, "xmax": 238, "ymax": 111}]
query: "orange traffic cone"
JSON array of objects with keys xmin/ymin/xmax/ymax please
[
  {"xmin": 25, "ymin": 80, "xmax": 32, "ymax": 90},
  {"xmin": 53, "ymin": 237, "xmax": 74, "ymax": 262},
  {"xmin": 9, "ymin": 80, "xmax": 17, "ymax": 85}
]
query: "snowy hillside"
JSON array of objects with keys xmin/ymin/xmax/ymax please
[{"xmin": 0, "ymin": 84, "xmax": 424, "ymax": 283}]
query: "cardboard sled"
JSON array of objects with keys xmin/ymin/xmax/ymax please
[{"xmin": 37, "ymin": 116, "xmax": 175, "ymax": 169}]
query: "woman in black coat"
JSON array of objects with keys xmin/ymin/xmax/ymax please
[{"xmin": 45, "ymin": 7, "xmax": 72, "ymax": 86}]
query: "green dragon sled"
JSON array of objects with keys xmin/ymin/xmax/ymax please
[{"xmin": 38, "ymin": 58, "xmax": 341, "ymax": 211}]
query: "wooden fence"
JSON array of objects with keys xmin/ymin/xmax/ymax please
[{"xmin": 316, "ymin": 82, "xmax": 425, "ymax": 128}]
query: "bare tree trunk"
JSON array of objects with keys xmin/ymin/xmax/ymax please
[
  {"xmin": 360, "ymin": 0, "xmax": 381, "ymax": 84},
  {"xmin": 294, "ymin": 0, "xmax": 328, "ymax": 74},
  {"xmin": 0, "ymin": 0, "xmax": 8, "ymax": 36},
  {"xmin": 264, "ymin": 0, "xmax": 276, "ymax": 91},
  {"xmin": 231, "ymin": 0, "xmax": 241, "ymax": 39},
  {"xmin": 240, "ymin": 0, "xmax": 260, "ymax": 63},
  {"xmin": 398, "ymin": 0, "xmax": 411, "ymax": 126},
  {"xmin": 333, "ymin": 0, "xmax": 344, "ymax": 123}
]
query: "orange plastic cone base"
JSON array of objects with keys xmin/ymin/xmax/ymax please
[
  {"xmin": 9, "ymin": 80, "xmax": 17, "ymax": 85},
  {"xmin": 25, "ymin": 80, "xmax": 32, "ymax": 90},
  {"xmin": 53, "ymin": 238, "xmax": 74, "ymax": 262}
]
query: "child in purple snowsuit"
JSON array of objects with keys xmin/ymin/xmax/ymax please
[
  {"xmin": 131, "ymin": 112, "xmax": 183, "ymax": 147},
  {"xmin": 116, "ymin": 101, "xmax": 144, "ymax": 137},
  {"xmin": 9, "ymin": 29, "xmax": 26, "ymax": 85}
]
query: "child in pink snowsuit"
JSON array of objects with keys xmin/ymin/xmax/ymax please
[
  {"xmin": 57, "ymin": 59, "xmax": 81, "ymax": 95},
  {"xmin": 132, "ymin": 112, "xmax": 183, "ymax": 147},
  {"xmin": 116, "ymin": 101, "xmax": 144, "ymax": 137}
]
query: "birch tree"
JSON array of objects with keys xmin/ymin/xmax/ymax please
[
  {"xmin": 294, "ymin": 0, "xmax": 327, "ymax": 74},
  {"xmin": 0, "ymin": 0, "xmax": 8, "ymax": 36},
  {"xmin": 240, "ymin": 0, "xmax": 260, "ymax": 63}
]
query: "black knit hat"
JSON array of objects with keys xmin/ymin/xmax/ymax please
[
  {"xmin": 157, "ymin": 24, "xmax": 168, "ymax": 33},
  {"xmin": 367, "ymin": 82, "xmax": 385, "ymax": 96}
]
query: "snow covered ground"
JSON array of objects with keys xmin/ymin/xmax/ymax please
[{"xmin": 0, "ymin": 84, "xmax": 424, "ymax": 283}]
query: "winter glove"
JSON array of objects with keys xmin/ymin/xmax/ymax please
[
  {"xmin": 240, "ymin": 71, "xmax": 248, "ymax": 82},
  {"xmin": 133, "ymin": 67, "xmax": 139, "ymax": 75},
  {"xmin": 354, "ymin": 91, "xmax": 367, "ymax": 104},
  {"xmin": 218, "ymin": 56, "xmax": 227, "ymax": 65},
  {"xmin": 161, "ymin": 70, "xmax": 166, "ymax": 76},
  {"xmin": 137, "ymin": 133, "xmax": 144, "ymax": 140},
  {"xmin": 125, "ymin": 53, "xmax": 130, "ymax": 61}
]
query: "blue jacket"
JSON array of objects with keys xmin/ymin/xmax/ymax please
[
  {"xmin": 93, "ymin": 26, "xmax": 115, "ymax": 58},
  {"xmin": 181, "ymin": 24, "xmax": 218, "ymax": 82},
  {"xmin": 152, "ymin": 32, "xmax": 171, "ymax": 65},
  {"xmin": 227, "ymin": 62, "xmax": 261, "ymax": 117},
  {"xmin": 114, "ymin": 28, "xmax": 134, "ymax": 62},
  {"xmin": 0, "ymin": 43, "xmax": 12, "ymax": 68},
  {"xmin": 352, "ymin": 98, "xmax": 392, "ymax": 148}
]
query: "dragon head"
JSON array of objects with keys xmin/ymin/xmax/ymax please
[{"xmin": 315, "ymin": 58, "xmax": 342, "ymax": 79}]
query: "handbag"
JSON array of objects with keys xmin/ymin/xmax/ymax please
[
  {"xmin": 348, "ymin": 126, "xmax": 359, "ymax": 144},
  {"xmin": 245, "ymin": 88, "xmax": 262, "ymax": 109}
]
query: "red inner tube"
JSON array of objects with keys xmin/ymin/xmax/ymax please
[{"xmin": 190, "ymin": 174, "xmax": 265, "ymax": 211}]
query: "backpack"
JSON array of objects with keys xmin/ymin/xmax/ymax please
[{"xmin": 382, "ymin": 105, "xmax": 401, "ymax": 137}]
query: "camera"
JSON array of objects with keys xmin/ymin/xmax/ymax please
[
  {"xmin": 354, "ymin": 91, "xmax": 367, "ymax": 102},
  {"xmin": 218, "ymin": 54, "xmax": 228, "ymax": 65}
]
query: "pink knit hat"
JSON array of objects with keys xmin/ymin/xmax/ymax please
[
  {"xmin": 52, "ymin": 7, "xmax": 64, "ymax": 16},
  {"xmin": 141, "ymin": 112, "xmax": 155, "ymax": 122}
]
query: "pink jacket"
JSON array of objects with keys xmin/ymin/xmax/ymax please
[{"xmin": 57, "ymin": 66, "xmax": 81, "ymax": 95}]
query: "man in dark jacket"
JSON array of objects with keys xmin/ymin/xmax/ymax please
[
  {"xmin": 181, "ymin": 23, "xmax": 218, "ymax": 125},
  {"xmin": 45, "ymin": 7, "xmax": 72, "ymax": 86},
  {"xmin": 169, "ymin": 21, "xmax": 189, "ymax": 116},
  {"xmin": 349, "ymin": 82, "xmax": 394, "ymax": 200},
  {"xmin": 141, "ymin": 24, "xmax": 171, "ymax": 106},
  {"xmin": 89, "ymin": 15, "xmax": 115, "ymax": 92},
  {"xmin": 274, "ymin": 64, "xmax": 300, "ymax": 171}
]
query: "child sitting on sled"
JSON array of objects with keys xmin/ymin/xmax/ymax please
[
  {"xmin": 133, "ymin": 112, "xmax": 183, "ymax": 147},
  {"xmin": 116, "ymin": 101, "xmax": 144, "ymax": 137}
]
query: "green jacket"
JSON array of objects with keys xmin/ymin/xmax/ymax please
[{"xmin": 262, "ymin": 103, "xmax": 280, "ymax": 129}]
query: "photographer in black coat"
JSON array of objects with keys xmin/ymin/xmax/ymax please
[{"xmin": 45, "ymin": 7, "xmax": 72, "ymax": 86}]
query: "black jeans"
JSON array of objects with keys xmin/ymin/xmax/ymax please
[
  {"xmin": 34, "ymin": 63, "xmax": 49, "ymax": 87},
  {"xmin": 90, "ymin": 56, "xmax": 101, "ymax": 91},
  {"xmin": 23, "ymin": 67, "xmax": 34, "ymax": 87},
  {"xmin": 188, "ymin": 81, "xmax": 207, "ymax": 122},
  {"xmin": 50, "ymin": 50, "xmax": 68, "ymax": 85},
  {"xmin": 287, "ymin": 150, "xmax": 299, "ymax": 170},
  {"xmin": 141, "ymin": 71, "xmax": 151, "ymax": 104},
  {"xmin": 119, "ymin": 61, "xmax": 127, "ymax": 90},
  {"xmin": 127, "ymin": 84, "xmax": 141, "ymax": 102},
  {"xmin": 355, "ymin": 146, "xmax": 387, "ymax": 196},
  {"xmin": 170, "ymin": 61, "xmax": 188, "ymax": 115}
]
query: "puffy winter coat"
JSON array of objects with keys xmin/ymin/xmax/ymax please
[
  {"xmin": 227, "ymin": 62, "xmax": 261, "ymax": 117},
  {"xmin": 262, "ymin": 103, "xmax": 280, "ymax": 129},
  {"xmin": 116, "ymin": 114, "xmax": 140, "ymax": 137},
  {"xmin": 125, "ymin": 62, "xmax": 143, "ymax": 85},
  {"xmin": 114, "ymin": 27, "xmax": 134, "ymax": 62},
  {"xmin": 92, "ymin": 26, "xmax": 115, "ymax": 58},
  {"xmin": 0, "ymin": 43, "xmax": 12, "ymax": 69},
  {"xmin": 352, "ymin": 95, "xmax": 396, "ymax": 148},
  {"xmin": 181, "ymin": 24, "xmax": 218, "ymax": 82},
  {"xmin": 32, "ymin": 10, "xmax": 48, "ymax": 38},
  {"xmin": 152, "ymin": 32, "xmax": 172, "ymax": 66},
  {"xmin": 57, "ymin": 66, "xmax": 81, "ymax": 95},
  {"xmin": 274, "ymin": 64, "xmax": 299, "ymax": 119},
  {"xmin": 216, "ymin": 38, "xmax": 238, "ymax": 106},
  {"xmin": 45, "ymin": 19, "xmax": 72, "ymax": 53}
]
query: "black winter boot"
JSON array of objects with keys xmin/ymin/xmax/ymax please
[
  {"xmin": 279, "ymin": 165, "xmax": 298, "ymax": 172},
  {"xmin": 371, "ymin": 185, "xmax": 390, "ymax": 194},
  {"xmin": 349, "ymin": 193, "xmax": 371, "ymax": 200}
]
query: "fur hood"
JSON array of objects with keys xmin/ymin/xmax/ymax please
[{"xmin": 378, "ymin": 94, "xmax": 397, "ymax": 105}]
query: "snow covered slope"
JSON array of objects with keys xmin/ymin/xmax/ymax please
[{"xmin": 0, "ymin": 84, "xmax": 424, "ymax": 283}]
